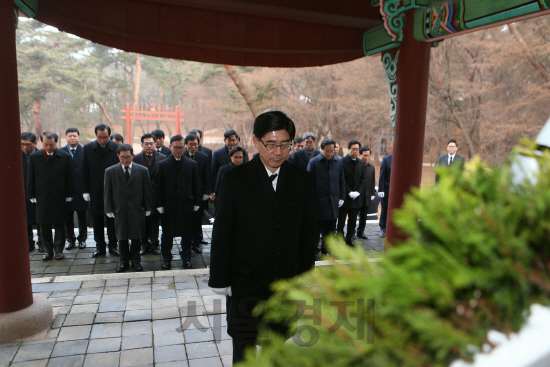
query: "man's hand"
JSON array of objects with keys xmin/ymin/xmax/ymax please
[
  {"xmin": 209, "ymin": 218, "xmax": 215, "ymax": 224},
  {"xmin": 157, "ymin": 207, "xmax": 164, "ymax": 214},
  {"xmin": 106, "ymin": 213, "xmax": 114, "ymax": 218},
  {"xmin": 375, "ymin": 186, "xmax": 379, "ymax": 192},
  {"xmin": 211, "ymin": 286, "xmax": 232, "ymax": 297},
  {"xmin": 202, "ymin": 194, "xmax": 209, "ymax": 201},
  {"xmin": 338, "ymin": 199, "xmax": 344, "ymax": 208},
  {"xmin": 209, "ymin": 194, "xmax": 215, "ymax": 201},
  {"xmin": 66, "ymin": 197, "xmax": 73, "ymax": 202},
  {"xmin": 349, "ymin": 191, "xmax": 360, "ymax": 200},
  {"xmin": 378, "ymin": 192, "xmax": 385, "ymax": 198},
  {"xmin": 83, "ymin": 193, "xmax": 90, "ymax": 201},
  {"xmin": 193, "ymin": 206, "xmax": 200, "ymax": 212},
  {"xmin": 30, "ymin": 198, "xmax": 36, "ymax": 203},
  {"xmin": 371, "ymin": 195, "xmax": 375, "ymax": 200},
  {"xmin": 146, "ymin": 211, "xmax": 151, "ymax": 217}
]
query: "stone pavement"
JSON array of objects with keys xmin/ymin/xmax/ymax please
[{"xmin": 29, "ymin": 224, "xmax": 385, "ymax": 278}]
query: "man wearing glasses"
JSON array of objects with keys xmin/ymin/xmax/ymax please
[
  {"xmin": 209, "ymin": 111, "xmax": 318, "ymax": 364},
  {"xmin": 133, "ymin": 133, "xmax": 167, "ymax": 256}
]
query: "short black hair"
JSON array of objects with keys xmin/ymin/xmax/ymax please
[
  {"xmin": 224, "ymin": 129, "xmax": 237, "ymax": 140},
  {"xmin": 359, "ymin": 146, "xmax": 371, "ymax": 154},
  {"xmin": 320, "ymin": 139, "xmax": 336, "ymax": 149},
  {"xmin": 65, "ymin": 127, "xmax": 80, "ymax": 136},
  {"xmin": 170, "ymin": 135, "xmax": 184, "ymax": 145},
  {"xmin": 151, "ymin": 129, "xmax": 165, "ymax": 138},
  {"xmin": 94, "ymin": 124, "xmax": 111, "ymax": 136},
  {"xmin": 189, "ymin": 128, "xmax": 203, "ymax": 140},
  {"xmin": 348, "ymin": 140, "xmax": 361, "ymax": 150},
  {"xmin": 448, "ymin": 139, "xmax": 458, "ymax": 146},
  {"xmin": 141, "ymin": 133, "xmax": 155, "ymax": 143},
  {"xmin": 293, "ymin": 137, "xmax": 304, "ymax": 145},
  {"xmin": 110, "ymin": 134, "xmax": 124, "ymax": 143},
  {"xmin": 40, "ymin": 131, "xmax": 58, "ymax": 142},
  {"xmin": 117, "ymin": 144, "xmax": 133, "ymax": 154},
  {"xmin": 185, "ymin": 134, "xmax": 199, "ymax": 144},
  {"xmin": 21, "ymin": 132, "xmax": 36, "ymax": 143},
  {"xmin": 229, "ymin": 146, "xmax": 245, "ymax": 157},
  {"xmin": 253, "ymin": 111, "xmax": 296, "ymax": 141},
  {"xmin": 302, "ymin": 132, "xmax": 315, "ymax": 141}
]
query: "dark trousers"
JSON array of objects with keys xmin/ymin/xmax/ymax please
[
  {"xmin": 27, "ymin": 224, "xmax": 42, "ymax": 247},
  {"xmin": 91, "ymin": 214, "xmax": 117, "ymax": 252},
  {"xmin": 316, "ymin": 219, "xmax": 336, "ymax": 254},
  {"xmin": 119, "ymin": 239, "xmax": 141, "ymax": 265},
  {"xmin": 161, "ymin": 234, "xmax": 192, "ymax": 263},
  {"xmin": 233, "ymin": 339, "xmax": 255, "ymax": 364},
  {"xmin": 40, "ymin": 223, "xmax": 66, "ymax": 255},
  {"xmin": 337, "ymin": 207, "xmax": 360, "ymax": 240},
  {"xmin": 356, "ymin": 205, "xmax": 369, "ymax": 234},
  {"xmin": 65, "ymin": 210, "xmax": 88, "ymax": 243},
  {"xmin": 191, "ymin": 209, "xmax": 203, "ymax": 244},
  {"xmin": 379, "ymin": 191, "xmax": 389, "ymax": 230},
  {"xmin": 142, "ymin": 210, "xmax": 160, "ymax": 249}
]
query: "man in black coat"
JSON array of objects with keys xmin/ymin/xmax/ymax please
[
  {"xmin": 28, "ymin": 132, "xmax": 74, "ymax": 260},
  {"xmin": 63, "ymin": 128, "xmax": 88, "ymax": 250},
  {"xmin": 189, "ymin": 128, "xmax": 213, "ymax": 170},
  {"xmin": 210, "ymin": 129, "xmax": 249, "ymax": 194},
  {"xmin": 156, "ymin": 135, "xmax": 201, "ymax": 270},
  {"xmin": 356, "ymin": 146, "xmax": 377, "ymax": 239},
  {"xmin": 183, "ymin": 134, "xmax": 210, "ymax": 253},
  {"xmin": 435, "ymin": 139, "xmax": 466, "ymax": 183},
  {"xmin": 209, "ymin": 111, "xmax": 318, "ymax": 364},
  {"xmin": 133, "ymin": 133, "xmax": 167, "ymax": 255},
  {"xmin": 21, "ymin": 132, "xmax": 42, "ymax": 252},
  {"xmin": 151, "ymin": 129, "xmax": 172, "ymax": 156},
  {"xmin": 307, "ymin": 139, "xmax": 346, "ymax": 257},
  {"xmin": 337, "ymin": 140, "xmax": 366, "ymax": 246},
  {"xmin": 378, "ymin": 153, "xmax": 393, "ymax": 238},
  {"xmin": 82, "ymin": 124, "xmax": 120, "ymax": 257},
  {"xmin": 289, "ymin": 132, "xmax": 320, "ymax": 170}
]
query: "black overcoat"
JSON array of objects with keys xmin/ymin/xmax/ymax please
[
  {"xmin": 22, "ymin": 149, "xmax": 38, "ymax": 225},
  {"xmin": 133, "ymin": 151, "xmax": 167, "ymax": 208},
  {"xmin": 82, "ymin": 140, "xmax": 120, "ymax": 215},
  {"xmin": 62, "ymin": 144, "xmax": 88, "ymax": 212},
  {"xmin": 157, "ymin": 145, "xmax": 171, "ymax": 157},
  {"xmin": 210, "ymin": 146, "xmax": 249, "ymax": 193},
  {"xmin": 198, "ymin": 145, "xmax": 213, "ymax": 171},
  {"xmin": 289, "ymin": 148, "xmax": 321, "ymax": 170},
  {"xmin": 27, "ymin": 149, "xmax": 74, "ymax": 224},
  {"xmin": 184, "ymin": 150, "xmax": 210, "ymax": 197},
  {"xmin": 208, "ymin": 156, "xmax": 318, "ymax": 344},
  {"xmin": 341, "ymin": 155, "xmax": 366, "ymax": 209},
  {"xmin": 104, "ymin": 163, "xmax": 153, "ymax": 240},
  {"xmin": 155, "ymin": 156, "xmax": 201, "ymax": 237},
  {"xmin": 360, "ymin": 161, "xmax": 377, "ymax": 208},
  {"xmin": 307, "ymin": 154, "xmax": 346, "ymax": 220}
]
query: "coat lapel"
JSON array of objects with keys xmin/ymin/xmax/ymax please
[
  {"xmin": 127, "ymin": 165, "xmax": 138, "ymax": 186},
  {"xmin": 117, "ymin": 164, "xmax": 127, "ymax": 185},
  {"xmin": 247, "ymin": 157, "xmax": 276, "ymax": 219}
]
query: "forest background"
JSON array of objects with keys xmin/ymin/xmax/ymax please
[{"xmin": 16, "ymin": 15, "xmax": 550, "ymax": 170}]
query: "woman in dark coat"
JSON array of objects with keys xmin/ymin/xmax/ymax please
[{"xmin": 214, "ymin": 146, "xmax": 245, "ymax": 207}]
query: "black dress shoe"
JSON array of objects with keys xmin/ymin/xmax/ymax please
[
  {"xmin": 199, "ymin": 239, "xmax": 209, "ymax": 245},
  {"xmin": 346, "ymin": 238, "xmax": 355, "ymax": 247},
  {"xmin": 66, "ymin": 242, "xmax": 75, "ymax": 250},
  {"xmin": 109, "ymin": 249, "xmax": 121, "ymax": 256},
  {"xmin": 352, "ymin": 235, "xmax": 357, "ymax": 240},
  {"xmin": 183, "ymin": 261, "xmax": 192, "ymax": 269},
  {"xmin": 55, "ymin": 252, "xmax": 65, "ymax": 260},
  {"xmin": 379, "ymin": 230, "xmax": 386, "ymax": 238},
  {"xmin": 78, "ymin": 241, "xmax": 86, "ymax": 249},
  {"xmin": 92, "ymin": 250, "xmax": 106, "ymax": 258},
  {"xmin": 191, "ymin": 245, "xmax": 202, "ymax": 254},
  {"xmin": 357, "ymin": 233, "xmax": 368, "ymax": 239},
  {"xmin": 140, "ymin": 248, "xmax": 149, "ymax": 256},
  {"xmin": 161, "ymin": 262, "xmax": 171, "ymax": 270},
  {"xmin": 116, "ymin": 263, "xmax": 129, "ymax": 273},
  {"xmin": 42, "ymin": 253, "xmax": 53, "ymax": 261},
  {"xmin": 132, "ymin": 263, "xmax": 144, "ymax": 272},
  {"xmin": 152, "ymin": 247, "xmax": 161, "ymax": 255}
]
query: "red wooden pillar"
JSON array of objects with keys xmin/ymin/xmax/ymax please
[
  {"xmin": 386, "ymin": 9, "xmax": 431, "ymax": 246},
  {"xmin": 125, "ymin": 103, "xmax": 131, "ymax": 145},
  {"xmin": 0, "ymin": 2, "xmax": 34, "ymax": 312},
  {"xmin": 175, "ymin": 106, "xmax": 180, "ymax": 135}
]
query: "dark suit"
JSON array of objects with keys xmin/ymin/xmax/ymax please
[
  {"xmin": 379, "ymin": 154, "xmax": 392, "ymax": 231},
  {"xmin": 156, "ymin": 145, "xmax": 171, "ymax": 157},
  {"xmin": 23, "ymin": 148, "xmax": 41, "ymax": 249},
  {"xmin": 27, "ymin": 149, "xmax": 74, "ymax": 255},
  {"xmin": 337, "ymin": 155, "xmax": 366, "ymax": 242},
  {"xmin": 357, "ymin": 161, "xmax": 377, "ymax": 235},
  {"xmin": 209, "ymin": 156, "xmax": 318, "ymax": 346},
  {"xmin": 134, "ymin": 151, "xmax": 167, "ymax": 251},
  {"xmin": 435, "ymin": 153, "xmax": 466, "ymax": 183},
  {"xmin": 210, "ymin": 146, "xmax": 249, "ymax": 193},
  {"xmin": 289, "ymin": 148, "xmax": 320, "ymax": 170},
  {"xmin": 198, "ymin": 145, "xmax": 213, "ymax": 173},
  {"xmin": 156, "ymin": 155, "xmax": 201, "ymax": 264},
  {"xmin": 82, "ymin": 140, "xmax": 119, "ymax": 252},
  {"xmin": 214, "ymin": 163, "xmax": 237, "ymax": 206},
  {"xmin": 184, "ymin": 150, "xmax": 210, "ymax": 245},
  {"xmin": 104, "ymin": 163, "xmax": 152, "ymax": 265},
  {"xmin": 63, "ymin": 144, "xmax": 88, "ymax": 245}
]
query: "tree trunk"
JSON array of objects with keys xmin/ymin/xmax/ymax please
[
  {"xmin": 33, "ymin": 100, "xmax": 42, "ymax": 137},
  {"xmin": 224, "ymin": 65, "xmax": 259, "ymax": 120},
  {"xmin": 96, "ymin": 101, "xmax": 114, "ymax": 128},
  {"xmin": 508, "ymin": 23, "xmax": 550, "ymax": 84},
  {"xmin": 134, "ymin": 53, "xmax": 142, "ymax": 106}
]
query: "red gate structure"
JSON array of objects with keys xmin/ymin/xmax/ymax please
[{"xmin": 120, "ymin": 103, "xmax": 184, "ymax": 144}]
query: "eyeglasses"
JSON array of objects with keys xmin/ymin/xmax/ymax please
[
  {"xmin": 259, "ymin": 139, "xmax": 292, "ymax": 151},
  {"xmin": 143, "ymin": 142, "xmax": 155, "ymax": 146}
]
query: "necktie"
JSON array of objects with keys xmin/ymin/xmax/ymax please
[
  {"xmin": 450, "ymin": 156, "xmax": 453, "ymax": 165},
  {"xmin": 269, "ymin": 174, "xmax": 278, "ymax": 182},
  {"xmin": 124, "ymin": 166, "xmax": 130, "ymax": 181},
  {"xmin": 190, "ymin": 154, "xmax": 195, "ymax": 161},
  {"xmin": 71, "ymin": 149, "xmax": 76, "ymax": 156}
]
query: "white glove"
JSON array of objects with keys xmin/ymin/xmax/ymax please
[
  {"xmin": 83, "ymin": 193, "xmax": 90, "ymax": 201},
  {"xmin": 202, "ymin": 194, "xmax": 209, "ymax": 201},
  {"xmin": 378, "ymin": 192, "xmax": 385, "ymax": 198},
  {"xmin": 193, "ymin": 206, "xmax": 200, "ymax": 212},
  {"xmin": 338, "ymin": 199, "xmax": 344, "ymax": 208},
  {"xmin": 30, "ymin": 198, "xmax": 37, "ymax": 203},
  {"xmin": 66, "ymin": 197, "xmax": 73, "ymax": 202},
  {"xmin": 211, "ymin": 286, "xmax": 232, "ymax": 297},
  {"xmin": 146, "ymin": 211, "xmax": 151, "ymax": 216},
  {"xmin": 349, "ymin": 191, "xmax": 360, "ymax": 200},
  {"xmin": 375, "ymin": 186, "xmax": 378, "ymax": 191},
  {"xmin": 106, "ymin": 213, "xmax": 114, "ymax": 218},
  {"xmin": 371, "ymin": 196, "xmax": 375, "ymax": 200},
  {"xmin": 157, "ymin": 207, "xmax": 164, "ymax": 214},
  {"xmin": 209, "ymin": 218, "xmax": 215, "ymax": 224}
]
